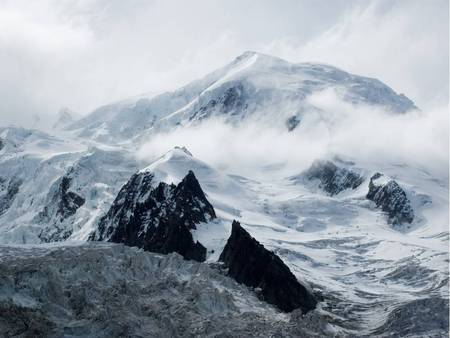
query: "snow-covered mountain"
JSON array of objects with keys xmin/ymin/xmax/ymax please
[
  {"xmin": 0, "ymin": 52, "xmax": 447, "ymax": 336},
  {"xmin": 66, "ymin": 51, "xmax": 416, "ymax": 143},
  {"xmin": 0, "ymin": 126, "xmax": 138, "ymax": 243}
]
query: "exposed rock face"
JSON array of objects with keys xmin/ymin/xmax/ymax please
[
  {"xmin": 56, "ymin": 176, "xmax": 86, "ymax": 219},
  {"xmin": 286, "ymin": 115, "xmax": 301, "ymax": 131},
  {"xmin": 219, "ymin": 221, "xmax": 317, "ymax": 313},
  {"xmin": 190, "ymin": 82, "xmax": 250, "ymax": 122},
  {"xmin": 366, "ymin": 173, "xmax": 414, "ymax": 227},
  {"xmin": 0, "ymin": 177, "xmax": 22, "ymax": 216},
  {"xmin": 92, "ymin": 170, "xmax": 215, "ymax": 262},
  {"xmin": 37, "ymin": 175, "xmax": 85, "ymax": 241},
  {"xmin": 301, "ymin": 160, "xmax": 364, "ymax": 195}
]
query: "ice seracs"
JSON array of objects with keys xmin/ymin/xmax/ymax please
[
  {"xmin": 0, "ymin": 243, "xmax": 334, "ymax": 337},
  {"xmin": 0, "ymin": 51, "xmax": 446, "ymax": 336}
]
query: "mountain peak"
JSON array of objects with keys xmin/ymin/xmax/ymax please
[
  {"xmin": 230, "ymin": 50, "xmax": 288, "ymax": 71},
  {"xmin": 68, "ymin": 51, "xmax": 417, "ymax": 142},
  {"xmin": 235, "ymin": 50, "xmax": 260, "ymax": 61},
  {"xmin": 234, "ymin": 50, "xmax": 282, "ymax": 61},
  {"xmin": 173, "ymin": 146, "xmax": 193, "ymax": 157}
]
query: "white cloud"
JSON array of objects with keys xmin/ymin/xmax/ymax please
[
  {"xmin": 0, "ymin": 0, "xmax": 447, "ymax": 127},
  {"xmin": 137, "ymin": 91, "xmax": 448, "ymax": 180},
  {"xmin": 263, "ymin": 0, "xmax": 449, "ymax": 109}
]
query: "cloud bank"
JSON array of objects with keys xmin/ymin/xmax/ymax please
[
  {"xmin": 0, "ymin": 0, "xmax": 447, "ymax": 127},
  {"xmin": 138, "ymin": 91, "xmax": 448, "ymax": 180}
]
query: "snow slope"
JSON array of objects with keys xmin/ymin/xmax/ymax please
[
  {"xmin": 0, "ymin": 127, "xmax": 139, "ymax": 243},
  {"xmin": 66, "ymin": 52, "xmax": 416, "ymax": 143},
  {"xmin": 140, "ymin": 147, "xmax": 448, "ymax": 336},
  {"xmin": 0, "ymin": 51, "xmax": 446, "ymax": 336}
]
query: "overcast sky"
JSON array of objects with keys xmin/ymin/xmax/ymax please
[{"xmin": 0, "ymin": 0, "xmax": 448, "ymax": 127}]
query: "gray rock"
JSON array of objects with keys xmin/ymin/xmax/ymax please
[
  {"xmin": 299, "ymin": 160, "xmax": 364, "ymax": 196},
  {"xmin": 366, "ymin": 173, "xmax": 414, "ymax": 227},
  {"xmin": 0, "ymin": 177, "xmax": 22, "ymax": 216},
  {"xmin": 36, "ymin": 175, "xmax": 85, "ymax": 241}
]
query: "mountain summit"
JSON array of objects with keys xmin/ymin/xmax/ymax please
[{"xmin": 67, "ymin": 52, "xmax": 416, "ymax": 143}]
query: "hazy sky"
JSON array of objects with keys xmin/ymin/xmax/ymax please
[{"xmin": 0, "ymin": 0, "xmax": 448, "ymax": 126}]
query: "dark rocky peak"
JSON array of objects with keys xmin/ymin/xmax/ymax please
[
  {"xmin": 366, "ymin": 173, "xmax": 414, "ymax": 227},
  {"xmin": 298, "ymin": 160, "xmax": 364, "ymax": 196},
  {"xmin": 92, "ymin": 170, "xmax": 215, "ymax": 262},
  {"xmin": 219, "ymin": 221, "xmax": 317, "ymax": 313}
]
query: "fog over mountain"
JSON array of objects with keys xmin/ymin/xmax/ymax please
[
  {"xmin": 0, "ymin": 1, "xmax": 448, "ymax": 337},
  {"xmin": 0, "ymin": 0, "xmax": 448, "ymax": 127}
]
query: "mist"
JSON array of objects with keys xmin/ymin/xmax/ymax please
[
  {"xmin": 0, "ymin": 0, "xmax": 448, "ymax": 127},
  {"xmin": 137, "ymin": 90, "xmax": 449, "ymax": 180}
]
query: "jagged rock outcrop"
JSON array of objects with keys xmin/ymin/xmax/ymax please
[
  {"xmin": 286, "ymin": 115, "xmax": 301, "ymax": 131},
  {"xmin": 366, "ymin": 173, "xmax": 414, "ymax": 227},
  {"xmin": 219, "ymin": 221, "xmax": 317, "ymax": 313},
  {"xmin": 55, "ymin": 176, "xmax": 85, "ymax": 219},
  {"xmin": 36, "ymin": 175, "xmax": 85, "ymax": 241},
  {"xmin": 300, "ymin": 160, "xmax": 364, "ymax": 195},
  {"xmin": 92, "ymin": 170, "xmax": 215, "ymax": 262},
  {"xmin": 190, "ymin": 82, "xmax": 251, "ymax": 122},
  {"xmin": 0, "ymin": 177, "xmax": 22, "ymax": 215}
]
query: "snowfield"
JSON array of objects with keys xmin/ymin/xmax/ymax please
[{"xmin": 0, "ymin": 52, "xmax": 448, "ymax": 337}]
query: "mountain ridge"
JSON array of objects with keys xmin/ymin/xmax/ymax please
[{"xmin": 66, "ymin": 51, "xmax": 417, "ymax": 143}]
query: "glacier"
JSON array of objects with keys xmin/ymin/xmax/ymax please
[{"xmin": 0, "ymin": 51, "xmax": 447, "ymax": 337}]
